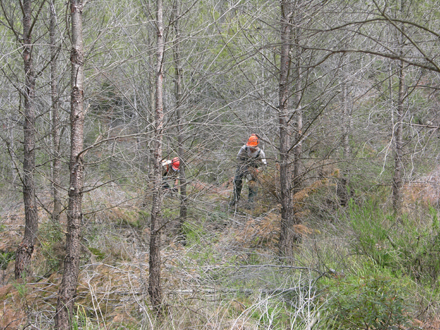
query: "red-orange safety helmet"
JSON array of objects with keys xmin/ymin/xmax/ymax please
[
  {"xmin": 246, "ymin": 134, "xmax": 259, "ymax": 148},
  {"xmin": 171, "ymin": 157, "xmax": 180, "ymax": 171}
]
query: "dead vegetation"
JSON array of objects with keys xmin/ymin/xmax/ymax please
[{"xmin": 1, "ymin": 170, "xmax": 440, "ymax": 329}]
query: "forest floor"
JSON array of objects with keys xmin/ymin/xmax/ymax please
[{"xmin": 1, "ymin": 175, "xmax": 440, "ymax": 329}]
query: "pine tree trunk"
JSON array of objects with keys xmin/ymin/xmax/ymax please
[
  {"xmin": 55, "ymin": 0, "xmax": 85, "ymax": 327},
  {"xmin": 50, "ymin": 0, "xmax": 62, "ymax": 222},
  {"xmin": 278, "ymin": 0, "xmax": 298, "ymax": 258},
  {"xmin": 392, "ymin": 0, "xmax": 405, "ymax": 215},
  {"xmin": 292, "ymin": 3, "xmax": 302, "ymax": 194},
  {"xmin": 173, "ymin": 1, "xmax": 188, "ymax": 241},
  {"xmin": 393, "ymin": 58, "xmax": 404, "ymax": 214},
  {"xmin": 149, "ymin": 0, "xmax": 164, "ymax": 313},
  {"xmin": 15, "ymin": 0, "xmax": 38, "ymax": 280},
  {"xmin": 339, "ymin": 79, "xmax": 352, "ymax": 207}
]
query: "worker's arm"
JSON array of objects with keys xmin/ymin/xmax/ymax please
[
  {"xmin": 259, "ymin": 149, "xmax": 267, "ymax": 167},
  {"xmin": 236, "ymin": 145, "xmax": 247, "ymax": 162}
]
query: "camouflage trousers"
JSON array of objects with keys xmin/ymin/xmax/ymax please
[{"xmin": 229, "ymin": 165, "xmax": 258, "ymax": 206}]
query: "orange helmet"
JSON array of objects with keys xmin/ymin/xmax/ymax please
[
  {"xmin": 246, "ymin": 134, "xmax": 259, "ymax": 147},
  {"xmin": 171, "ymin": 157, "xmax": 180, "ymax": 171}
]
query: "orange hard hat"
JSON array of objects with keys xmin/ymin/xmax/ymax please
[
  {"xmin": 171, "ymin": 157, "xmax": 180, "ymax": 171},
  {"xmin": 246, "ymin": 134, "xmax": 259, "ymax": 147}
]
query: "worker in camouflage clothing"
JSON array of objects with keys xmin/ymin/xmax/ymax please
[
  {"xmin": 162, "ymin": 157, "xmax": 180, "ymax": 193},
  {"xmin": 229, "ymin": 134, "xmax": 267, "ymax": 207}
]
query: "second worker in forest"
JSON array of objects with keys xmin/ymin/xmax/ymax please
[
  {"xmin": 229, "ymin": 134, "xmax": 267, "ymax": 207},
  {"xmin": 162, "ymin": 157, "xmax": 180, "ymax": 193}
]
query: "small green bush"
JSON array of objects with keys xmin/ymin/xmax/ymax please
[
  {"xmin": 88, "ymin": 247, "xmax": 106, "ymax": 261},
  {"xmin": 322, "ymin": 268, "xmax": 413, "ymax": 329},
  {"xmin": 0, "ymin": 250, "xmax": 15, "ymax": 270},
  {"xmin": 39, "ymin": 221, "xmax": 65, "ymax": 272},
  {"xmin": 348, "ymin": 199, "xmax": 396, "ymax": 268},
  {"xmin": 348, "ymin": 199, "xmax": 440, "ymax": 286},
  {"xmin": 182, "ymin": 221, "xmax": 206, "ymax": 246}
]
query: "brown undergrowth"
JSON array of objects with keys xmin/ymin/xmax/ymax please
[{"xmin": 1, "ymin": 173, "xmax": 439, "ymax": 329}]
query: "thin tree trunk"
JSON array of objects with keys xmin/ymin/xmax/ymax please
[
  {"xmin": 172, "ymin": 1, "xmax": 187, "ymax": 241},
  {"xmin": 55, "ymin": 0, "xmax": 85, "ymax": 327},
  {"xmin": 393, "ymin": 58, "xmax": 404, "ymax": 214},
  {"xmin": 293, "ymin": 102, "xmax": 302, "ymax": 194},
  {"xmin": 392, "ymin": 0, "xmax": 405, "ymax": 215},
  {"xmin": 342, "ymin": 81, "xmax": 351, "ymax": 161},
  {"xmin": 148, "ymin": 0, "xmax": 164, "ymax": 313},
  {"xmin": 339, "ymin": 79, "xmax": 352, "ymax": 207},
  {"xmin": 50, "ymin": 0, "xmax": 62, "ymax": 222},
  {"xmin": 15, "ymin": 0, "xmax": 38, "ymax": 280},
  {"xmin": 278, "ymin": 0, "xmax": 298, "ymax": 258},
  {"xmin": 292, "ymin": 11, "xmax": 302, "ymax": 194}
]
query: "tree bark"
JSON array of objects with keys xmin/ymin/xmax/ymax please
[
  {"xmin": 392, "ymin": 0, "xmax": 405, "ymax": 215},
  {"xmin": 148, "ymin": 0, "xmax": 164, "ymax": 313},
  {"xmin": 393, "ymin": 58, "xmax": 404, "ymax": 214},
  {"xmin": 292, "ymin": 5, "xmax": 302, "ymax": 194},
  {"xmin": 278, "ymin": 0, "xmax": 298, "ymax": 258},
  {"xmin": 15, "ymin": 0, "xmax": 38, "ymax": 280},
  {"xmin": 55, "ymin": 0, "xmax": 85, "ymax": 328},
  {"xmin": 172, "ymin": 0, "xmax": 188, "ymax": 241},
  {"xmin": 338, "ymin": 75, "xmax": 352, "ymax": 207},
  {"xmin": 50, "ymin": 0, "xmax": 62, "ymax": 222}
]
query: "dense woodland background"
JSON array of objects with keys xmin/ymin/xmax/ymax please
[{"xmin": 1, "ymin": 0, "xmax": 440, "ymax": 328}]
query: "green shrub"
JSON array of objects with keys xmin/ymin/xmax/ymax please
[
  {"xmin": 398, "ymin": 206, "xmax": 440, "ymax": 285},
  {"xmin": 347, "ymin": 199, "xmax": 440, "ymax": 286},
  {"xmin": 322, "ymin": 268, "xmax": 413, "ymax": 329},
  {"xmin": 88, "ymin": 247, "xmax": 106, "ymax": 261},
  {"xmin": 0, "ymin": 250, "xmax": 15, "ymax": 270},
  {"xmin": 348, "ymin": 199, "xmax": 396, "ymax": 268},
  {"xmin": 39, "ymin": 221, "xmax": 65, "ymax": 273},
  {"xmin": 182, "ymin": 221, "xmax": 206, "ymax": 246}
]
